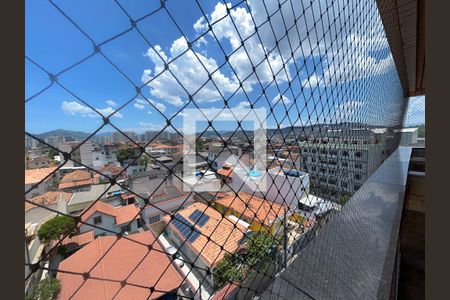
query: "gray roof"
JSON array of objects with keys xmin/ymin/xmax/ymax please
[{"xmin": 68, "ymin": 184, "xmax": 124, "ymax": 206}]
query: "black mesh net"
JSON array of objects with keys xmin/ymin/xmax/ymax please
[{"xmin": 25, "ymin": 0, "xmax": 411, "ymax": 299}]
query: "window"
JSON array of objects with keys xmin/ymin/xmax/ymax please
[
  {"xmin": 342, "ymin": 161, "xmax": 348, "ymax": 167},
  {"xmin": 121, "ymin": 224, "xmax": 131, "ymax": 233},
  {"xmin": 149, "ymin": 215, "xmax": 161, "ymax": 224},
  {"xmin": 93, "ymin": 216, "xmax": 102, "ymax": 224},
  {"xmin": 355, "ymin": 174, "xmax": 362, "ymax": 180},
  {"xmin": 355, "ymin": 151, "xmax": 362, "ymax": 158},
  {"xmin": 354, "ymin": 163, "xmax": 363, "ymax": 169},
  {"xmin": 342, "ymin": 151, "xmax": 349, "ymax": 157}
]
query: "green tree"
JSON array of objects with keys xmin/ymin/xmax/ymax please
[
  {"xmin": 139, "ymin": 155, "xmax": 151, "ymax": 168},
  {"xmin": 213, "ymin": 253, "xmax": 244, "ymax": 290},
  {"xmin": 47, "ymin": 148, "xmax": 59, "ymax": 159},
  {"xmin": 116, "ymin": 148, "xmax": 138, "ymax": 164},
  {"xmin": 213, "ymin": 231, "xmax": 278, "ymax": 290},
  {"xmin": 37, "ymin": 215, "xmax": 76, "ymax": 244},
  {"xmin": 26, "ymin": 277, "xmax": 61, "ymax": 300}
]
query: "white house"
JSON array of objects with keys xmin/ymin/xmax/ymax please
[
  {"xmin": 78, "ymin": 201, "xmax": 141, "ymax": 237},
  {"xmin": 25, "ymin": 167, "xmax": 58, "ymax": 199},
  {"xmin": 232, "ymin": 166, "xmax": 310, "ymax": 208},
  {"xmin": 140, "ymin": 186, "xmax": 194, "ymax": 225}
]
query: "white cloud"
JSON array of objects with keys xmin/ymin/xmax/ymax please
[
  {"xmin": 236, "ymin": 101, "xmax": 251, "ymax": 109},
  {"xmin": 61, "ymin": 101, "xmax": 123, "ymax": 119},
  {"xmin": 105, "ymin": 100, "xmax": 117, "ymax": 107},
  {"xmin": 194, "ymin": 2, "xmax": 290, "ymax": 87},
  {"xmin": 272, "ymin": 93, "xmax": 292, "ymax": 105},
  {"xmin": 142, "ymin": 37, "xmax": 240, "ymax": 107},
  {"xmin": 134, "ymin": 103, "xmax": 145, "ymax": 110},
  {"xmin": 133, "ymin": 98, "xmax": 166, "ymax": 113}
]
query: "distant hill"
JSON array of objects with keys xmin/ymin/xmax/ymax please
[{"xmin": 34, "ymin": 129, "xmax": 91, "ymax": 140}]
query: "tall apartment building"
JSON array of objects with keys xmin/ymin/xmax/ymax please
[
  {"xmin": 207, "ymin": 142, "xmax": 242, "ymax": 170},
  {"xmin": 299, "ymin": 128, "xmax": 391, "ymax": 201},
  {"xmin": 45, "ymin": 135, "xmax": 65, "ymax": 148},
  {"xmin": 25, "ymin": 135, "xmax": 38, "ymax": 149},
  {"xmin": 59, "ymin": 141, "xmax": 93, "ymax": 168},
  {"xmin": 112, "ymin": 131, "xmax": 126, "ymax": 143}
]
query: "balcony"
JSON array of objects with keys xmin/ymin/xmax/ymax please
[{"xmin": 259, "ymin": 146, "xmax": 425, "ymax": 299}]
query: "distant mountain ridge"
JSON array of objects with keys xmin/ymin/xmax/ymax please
[{"xmin": 33, "ymin": 123, "xmax": 391, "ymax": 141}]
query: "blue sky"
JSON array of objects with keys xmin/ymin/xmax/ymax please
[{"xmin": 25, "ymin": 0, "xmax": 411, "ymax": 135}]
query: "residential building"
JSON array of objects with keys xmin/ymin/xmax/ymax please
[
  {"xmin": 112, "ymin": 131, "xmax": 127, "ymax": 143},
  {"xmin": 207, "ymin": 142, "xmax": 242, "ymax": 170},
  {"xmin": 44, "ymin": 135, "xmax": 65, "ymax": 148},
  {"xmin": 397, "ymin": 127, "xmax": 419, "ymax": 145},
  {"xmin": 25, "ymin": 135, "xmax": 38, "ymax": 149},
  {"xmin": 58, "ymin": 170, "xmax": 97, "ymax": 192},
  {"xmin": 58, "ymin": 141, "xmax": 93, "ymax": 168},
  {"xmin": 98, "ymin": 165, "xmax": 124, "ymax": 180},
  {"xmin": 163, "ymin": 202, "xmax": 246, "ymax": 292},
  {"xmin": 232, "ymin": 167, "xmax": 310, "ymax": 207},
  {"xmin": 25, "ymin": 167, "xmax": 58, "ymax": 199},
  {"xmin": 66, "ymin": 183, "xmax": 127, "ymax": 214},
  {"xmin": 26, "ymin": 157, "xmax": 53, "ymax": 169},
  {"xmin": 57, "ymin": 231, "xmax": 183, "ymax": 300},
  {"xmin": 25, "ymin": 191, "xmax": 72, "ymax": 224},
  {"xmin": 300, "ymin": 140, "xmax": 388, "ymax": 198},
  {"xmin": 78, "ymin": 200, "xmax": 141, "ymax": 236},
  {"xmin": 58, "ymin": 166, "xmax": 87, "ymax": 177},
  {"xmin": 139, "ymin": 186, "xmax": 193, "ymax": 225},
  {"xmin": 123, "ymin": 159, "xmax": 147, "ymax": 175}
]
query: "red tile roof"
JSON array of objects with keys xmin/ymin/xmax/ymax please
[
  {"xmin": 164, "ymin": 203, "xmax": 245, "ymax": 267},
  {"xmin": 217, "ymin": 168, "xmax": 233, "ymax": 177},
  {"xmin": 25, "ymin": 167, "xmax": 57, "ymax": 185},
  {"xmin": 99, "ymin": 165, "xmax": 124, "ymax": 175},
  {"xmin": 215, "ymin": 192, "xmax": 287, "ymax": 226},
  {"xmin": 81, "ymin": 201, "xmax": 140, "ymax": 226},
  {"xmin": 57, "ymin": 231, "xmax": 182, "ymax": 300},
  {"xmin": 25, "ymin": 191, "xmax": 72, "ymax": 212},
  {"xmin": 58, "ymin": 170, "xmax": 95, "ymax": 190}
]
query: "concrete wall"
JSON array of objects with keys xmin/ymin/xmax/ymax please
[
  {"xmin": 232, "ymin": 172, "xmax": 309, "ymax": 207},
  {"xmin": 142, "ymin": 196, "xmax": 194, "ymax": 223}
]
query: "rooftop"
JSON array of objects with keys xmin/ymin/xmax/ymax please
[
  {"xmin": 57, "ymin": 231, "xmax": 183, "ymax": 300},
  {"xmin": 25, "ymin": 191, "xmax": 72, "ymax": 212},
  {"xmin": 58, "ymin": 170, "xmax": 95, "ymax": 190},
  {"xmin": 164, "ymin": 202, "xmax": 246, "ymax": 267},
  {"xmin": 80, "ymin": 201, "xmax": 140, "ymax": 226},
  {"xmin": 215, "ymin": 192, "xmax": 287, "ymax": 226},
  {"xmin": 67, "ymin": 184, "xmax": 124, "ymax": 206},
  {"xmin": 25, "ymin": 167, "xmax": 57, "ymax": 185}
]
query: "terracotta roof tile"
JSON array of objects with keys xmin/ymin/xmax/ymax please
[
  {"xmin": 215, "ymin": 192, "xmax": 286, "ymax": 226},
  {"xmin": 164, "ymin": 203, "xmax": 245, "ymax": 267},
  {"xmin": 81, "ymin": 201, "xmax": 140, "ymax": 226},
  {"xmin": 217, "ymin": 168, "xmax": 233, "ymax": 177},
  {"xmin": 25, "ymin": 167, "xmax": 57, "ymax": 185},
  {"xmin": 57, "ymin": 231, "xmax": 182, "ymax": 300},
  {"xmin": 58, "ymin": 170, "xmax": 95, "ymax": 189},
  {"xmin": 25, "ymin": 191, "xmax": 72, "ymax": 212}
]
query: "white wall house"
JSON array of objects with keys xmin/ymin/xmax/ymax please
[
  {"xmin": 232, "ymin": 167, "xmax": 310, "ymax": 208},
  {"xmin": 79, "ymin": 201, "xmax": 141, "ymax": 237}
]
